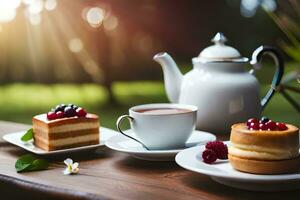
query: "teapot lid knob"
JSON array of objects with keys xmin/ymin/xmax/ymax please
[
  {"xmin": 197, "ymin": 32, "xmax": 246, "ymax": 61},
  {"xmin": 211, "ymin": 32, "xmax": 227, "ymax": 45}
]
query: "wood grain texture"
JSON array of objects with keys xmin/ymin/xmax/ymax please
[{"xmin": 1, "ymin": 120, "xmax": 300, "ymax": 200}]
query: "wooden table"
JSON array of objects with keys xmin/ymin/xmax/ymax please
[{"xmin": 1, "ymin": 120, "xmax": 300, "ymax": 200}]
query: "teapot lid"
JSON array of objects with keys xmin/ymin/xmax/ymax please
[{"xmin": 196, "ymin": 32, "xmax": 248, "ymax": 63}]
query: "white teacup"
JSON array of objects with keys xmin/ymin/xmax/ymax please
[{"xmin": 116, "ymin": 103, "xmax": 197, "ymax": 150}]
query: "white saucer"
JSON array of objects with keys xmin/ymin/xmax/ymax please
[
  {"xmin": 175, "ymin": 142, "xmax": 300, "ymax": 191},
  {"xmin": 3, "ymin": 127, "xmax": 119, "ymax": 155},
  {"xmin": 105, "ymin": 129, "xmax": 216, "ymax": 161}
]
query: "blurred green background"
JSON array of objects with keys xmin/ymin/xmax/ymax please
[{"xmin": 0, "ymin": 62, "xmax": 298, "ymax": 130}]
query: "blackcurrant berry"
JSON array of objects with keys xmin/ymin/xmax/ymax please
[
  {"xmin": 259, "ymin": 116, "xmax": 269, "ymax": 124},
  {"xmin": 64, "ymin": 106, "xmax": 76, "ymax": 117}
]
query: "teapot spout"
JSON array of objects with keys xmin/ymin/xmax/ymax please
[{"xmin": 153, "ymin": 52, "xmax": 183, "ymax": 103}]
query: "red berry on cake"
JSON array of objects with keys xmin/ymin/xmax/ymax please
[
  {"xmin": 266, "ymin": 120, "xmax": 277, "ymax": 130},
  {"xmin": 246, "ymin": 117, "xmax": 290, "ymax": 132},
  {"xmin": 47, "ymin": 104, "xmax": 89, "ymax": 120},
  {"xmin": 248, "ymin": 122, "xmax": 259, "ymax": 130},
  {"xmin": 76, "ymin": 107, "xmax": 87, "ymax": 117},
  {"xmin": 259, "ymin": 123, "xmax": 267, "ymax": 130},
  {"xmin": 56, "ymin": 111, "xmax": 65, "ymax": 118},
  {"xmin": 47, "ymin": 111, "xmax": 57, "ymax": 120},
  {"xmin": 277, "ymin": 122, "xmax": 288, "ymax": 131},
  {"xmin": 246, "ymin": 118, "xmax": 258, "ymax": 126}
]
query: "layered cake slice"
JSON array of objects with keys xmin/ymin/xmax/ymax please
[{"xmin": 32, "ymin": 104, "xmax": 100, "ymax": 151}]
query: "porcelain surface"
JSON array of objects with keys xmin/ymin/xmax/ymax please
[
  {"xmin": 2, "ymin": 127, "xmax": 119, "ymax": 155},
  {"xmin": 154, "ymin": 32, "xmax": 284, "ymax": 133},
  {"xmin": 106, "ymin": 129, "xmax": 216, "ymax": 161},
  {"xmin": 117, "ymin": 103, "xmax": 197, "ymax": 150},
  {"xmin": 175, "ymin": 142, "xmax": 300, "ymax": 191}
]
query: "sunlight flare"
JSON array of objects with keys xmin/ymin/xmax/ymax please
[{"xmin": 0, "ymin": 0, "xmax": 21, "ymax": 23}]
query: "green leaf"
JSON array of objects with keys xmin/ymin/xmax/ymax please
[
  {"xmin": 15, "ymin": 154, "xmax": 49, "ymax": 173},
  {"xmin": 15, "ymin": 154, "xmax": 36, "ymax": 172},
  {"xmin": 28, "ymin": 159, "xmax": 49, "ymax": 171},
  {"xmin": 21, "ymin": 128, "xmax": 33, "ymax": 142}
]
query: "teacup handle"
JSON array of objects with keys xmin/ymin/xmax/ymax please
[
  {"xmin": 250, "ymin": 46, "xmax": 284, "ymax": 110},
  {"xmin": 116, "ymin": 115, "xmax": 150, "ymax": 150}
]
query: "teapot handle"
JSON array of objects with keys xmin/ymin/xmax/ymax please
[{"xmin": 250, "ymin": 46, "xmax": 284, "ymax": 110}]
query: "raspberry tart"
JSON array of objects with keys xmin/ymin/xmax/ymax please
[
  {"xmin": 229, "ymin": 117, "xmax": 300, "ymax": 174},
  {"xmin": 32, "ymin": 104, "xmax": 100, "ymax": 151}
]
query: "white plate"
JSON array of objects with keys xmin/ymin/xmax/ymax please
[
  {"xmin": 105, "ymin": 129, "xmax": 216, "ymax": 161},
  {"xmin": 3, "ymin": 127, "xmax": 118, "ymax": 155},
  {"xmin": 175, "ymin": 142, "xmax": 300, "ymax": 191}
]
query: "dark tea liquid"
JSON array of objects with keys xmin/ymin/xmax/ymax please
[{"xmin": 136, "ymin": 108, "xmax": 191, "ymax": 115}]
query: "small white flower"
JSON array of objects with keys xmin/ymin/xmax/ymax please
[{"xmin": 63, "ymin": 158, "xmax": 79, "ymax": 175}]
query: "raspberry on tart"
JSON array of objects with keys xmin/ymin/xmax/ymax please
[{"xmin": 245, "ymin": 117, "xmax": 289, "ymax": 131}]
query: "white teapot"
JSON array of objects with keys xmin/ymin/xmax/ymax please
[{"xmin": 153, "ymin": 32, "xmax": 284, "ymax": 133}]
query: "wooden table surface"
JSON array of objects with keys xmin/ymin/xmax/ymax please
[{"xmin": 1, "ymin": 120, "xmax": 300, "ymax": 200}]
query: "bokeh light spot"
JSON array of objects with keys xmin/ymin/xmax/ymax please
[
  {"xmin": 262, "ymin": 0, "xmax": 276, "ymax": 12},
  {"xmin": 68, "ymin": 38, "xmax": 83, "ymax": 53},
  {"xmin": 134, "ymin": 33, "xmax": 154, "ymax": 53},
  {"xmin": 45, "ymin": 0, "xmax": 57, "ymax": 11},
  {"xmin": 29, "ymin": 13, "xmax": 41, "ymax": 25},
  {"xmin": 28, "ymin": 0, "xmax": 44, "ymax": 14},
  {"xmin": 85, "ymin": 7, "xmax": 105, "ymax": 28},
  {"xmin": 104, "ymin": 15, "xmax": 118, "ymax": 31}
]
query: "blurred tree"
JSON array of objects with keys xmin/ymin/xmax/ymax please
[
  {"xmin": 267, "ymin": 0, "xmax": 300, "ymax": 62},
  {"xmin": 0, "ymin": 0, "xmax": 285, "ymax": 88}
]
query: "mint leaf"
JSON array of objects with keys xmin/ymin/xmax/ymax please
[
  {"xmin": 15, "ymin": 154, "xmax": 35, "ymax": 172},
  {"xmin": 28, "ymin": 159, "xmax": 49, "ymax": 171},
  {"xmin": 15, "ymin": 154, "xmax": 49, "ymax": 173},
  {"xmin": 21, "ymin": 128, "xmax": 33, "ymax": 142}
]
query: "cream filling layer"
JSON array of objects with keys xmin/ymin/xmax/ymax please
[
  {"xmin": 229, "ymin": 143, "xmax": 299, "ymax": 160},
  {"xmin": 35, "ymin": 134, "xmax": 99, "ymax": 147},
  {"xmin": 35, "ymin": 122, "xmax": 99, "ymax": 133}
]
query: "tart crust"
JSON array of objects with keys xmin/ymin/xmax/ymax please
[{"xmin": 228, "ymin": 154, "xmax": 300, "ymax": 174}]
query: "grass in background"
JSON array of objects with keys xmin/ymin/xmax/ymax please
[
  {"xmin": 0, "ymin": 82, "xmax": 168, "ymax": 129},
  {"xmin": 0, "ymin": 81, "xmax": 299, "ymax": 130},
  {"xmin": 1, "ymin": 61, "xmax": 298, "ymax": 130}
]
